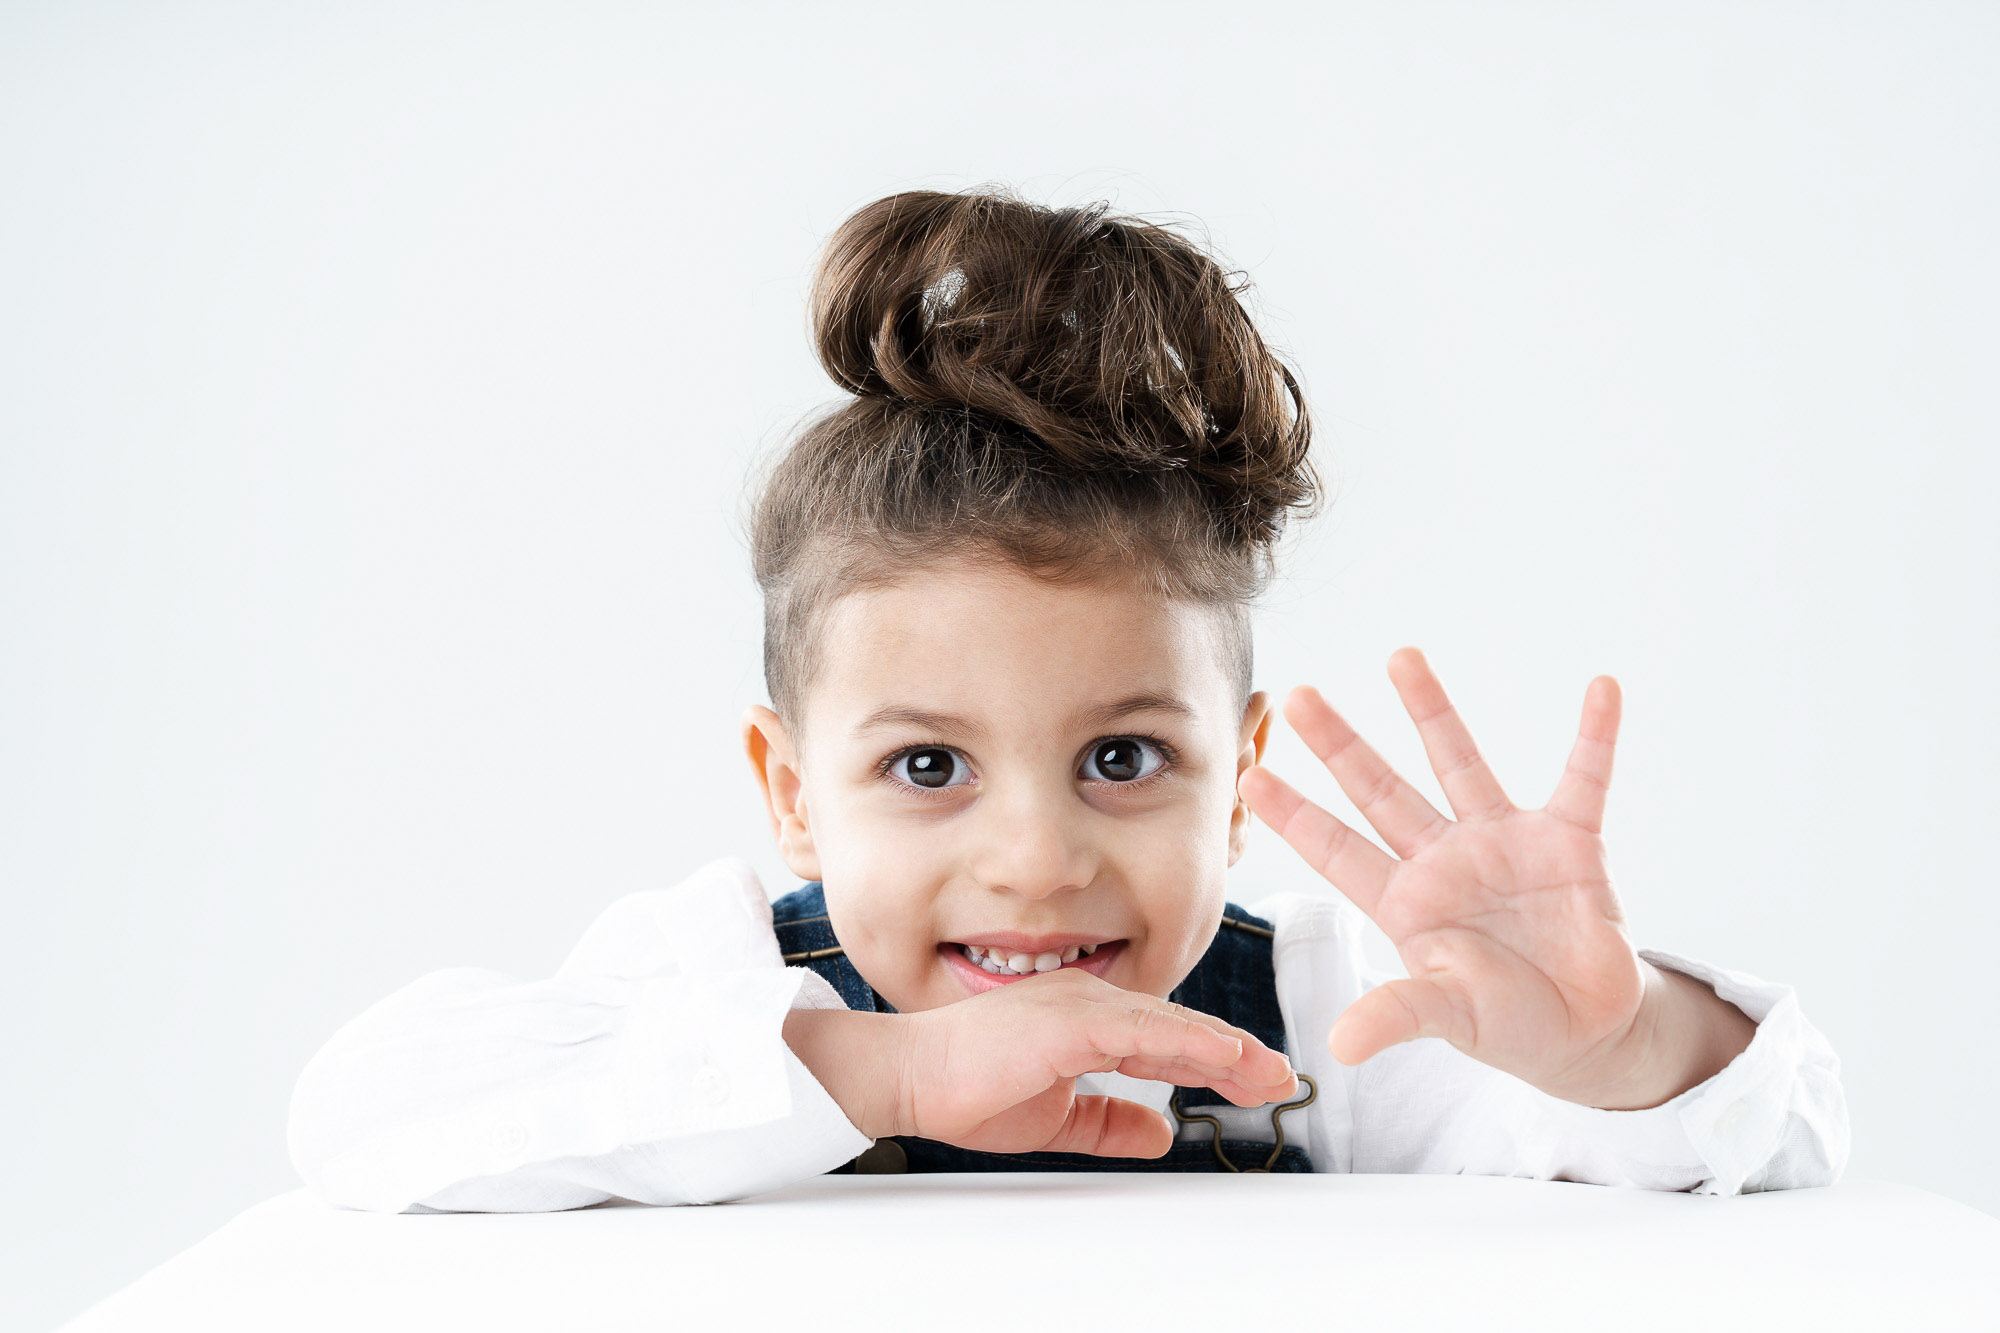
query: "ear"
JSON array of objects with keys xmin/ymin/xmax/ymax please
[
  {"xmin": 741, "ymin": 704, "xmax": 822, "ymax": 882},
  {"xmin": 1227, "ymin": 691, "xmax": 1275, "ymax": 868}
]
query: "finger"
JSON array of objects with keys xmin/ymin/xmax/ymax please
[
  {"xmin": 1385, "ymin": 647, "xmax": 1514, "ymax": 821},
  {"xmin": 1042, "ymin": 1095, "xmax": 1176, "ymax": 1158},
  {"xmin": 1119, "ymin": 991, "xmax": 1295, "ymax": 1080},
  {"xmin": 1111, "ymin": 1056, "xmax": 1297, "ymax": 1105},
  {"xmin": 1327, "ymin": 977, "xmax": 1469, "ymax": 1065},
  {"xmin": 1067, "ymin": 984, "xmax": 1296, "ymax": 1086},
  {"xmin": 1282, "ymin": 685, "xmax": 1449, "ymax": 858},
  {"xmin": 1112, "ymin": 1024, "xmax": 1296, "ymax": 1088},
  {"xmin": 1150, "ymin": 1003, "xmax": 1295, "ymax": 1087},
  {"xmin": 1546, "ymin": 675, "xmax": 1621, "ymax": 834},
  {"xmin": 1084, "ymin": 1002, "xmax": 1246, "ymax": 1069},
  {"xmin": 1239, "ymin": 763, "xmax": 1395, "ymax": 920}
]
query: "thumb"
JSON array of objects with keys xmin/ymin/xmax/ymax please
[
  {"xmin": 1328, "ymin": 977, "xmax": 1462, "ymax": 1066},
  {"xmin": 1041, "ymin": 1095, "xmax": 1176, "ymax": 1159}
]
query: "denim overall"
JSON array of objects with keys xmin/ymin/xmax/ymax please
[{"xmin": 771, "ymin": 882, "xmax": 1316, "ymax": 1174}]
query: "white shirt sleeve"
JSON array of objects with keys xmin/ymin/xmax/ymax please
[
  {"xmin": 287, "ymin": 857, "xmax": 876, "ymax": 1213},
  {"xmin": 1254, "ymin": 890, "xmax": 1852, "ymax": 1195}
]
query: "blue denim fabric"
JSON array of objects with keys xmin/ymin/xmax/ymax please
[{"xmin": 772, "ymin": 882, "xmax": 1314, "ymax": 1173}]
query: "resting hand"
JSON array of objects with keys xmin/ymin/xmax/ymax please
[{"xmin": 895, "ymin": 969, "xmax": 1298, "ymax": 1156}]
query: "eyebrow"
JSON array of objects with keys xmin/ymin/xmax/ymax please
[{"xmin": 851, "ymin": 691, "xmax": 1196, "ymax": 742}]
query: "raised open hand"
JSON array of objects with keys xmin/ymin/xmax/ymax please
[{"xmin": 1240, "ymin": 647, "xmax": 1646, "ymax": 1103}]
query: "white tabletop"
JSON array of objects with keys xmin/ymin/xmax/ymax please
[{"xmin": 61, "ymin": 1175, "xmax": 2000, "ymax": 1332}]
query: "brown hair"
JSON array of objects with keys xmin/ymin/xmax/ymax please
[{"xmin": 740, "ymin": 185, "xmax": 1324, "ymax": 741}]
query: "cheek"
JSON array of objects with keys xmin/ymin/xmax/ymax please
[
  {"xmin": 807, "ymin": 788, "xmax": 929, "ymax": 876},
  {"xmin": 1114, "ymin": 799, "xmax": 1233, "ymax": 988},
  {"xmin": 1118, "ymin": 781, "xmax": 1234, "ymax": 864},
  {"xmin": 807, "ymin": 798, "xmax": 955, "ymax": 978}
]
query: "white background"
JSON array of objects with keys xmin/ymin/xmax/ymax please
[{"xmin": 3, "ymin": 3, "xmax": 1995, "ymax": 1329}]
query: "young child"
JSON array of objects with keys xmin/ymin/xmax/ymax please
[{"xmin": 288, "ymin": 188, "xmax": 1849, "ymax": 1211}]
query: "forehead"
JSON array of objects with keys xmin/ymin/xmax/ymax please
[{"xmin": 806, "ymin": 557, "xmax": 1232, "ymax": 739}]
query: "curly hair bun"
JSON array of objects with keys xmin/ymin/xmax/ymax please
[{"xmin": 808, "ymin": 187, "xmax": 1317, "ymax": 546}]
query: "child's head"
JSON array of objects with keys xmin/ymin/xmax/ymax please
[{"xmin": 739, "ymin": 187, "xmax": 1321, "ymax": 1014}]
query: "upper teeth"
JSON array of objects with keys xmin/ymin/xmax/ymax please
[{"xmin": 961, "ymin": 942, "xmax": 1099, "ymax": 975}]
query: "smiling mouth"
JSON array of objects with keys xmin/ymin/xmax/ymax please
[{"xmin": 939, "ymin": 939, "xmax": 1128, "ymax": 982}]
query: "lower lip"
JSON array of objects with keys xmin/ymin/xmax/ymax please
[{"xmin": 940, "ymin": 939, "xmax": 1127, "ymax": 993}]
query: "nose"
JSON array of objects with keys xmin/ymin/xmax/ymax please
[{"xmin": 967, "ymin": 782, "xmax": 1098, "ymax": 901}]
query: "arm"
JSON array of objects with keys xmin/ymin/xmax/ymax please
[
  {"xmin": 287, "ymin": 859, "xmax": 876, "ymax": 1212},
  {"xmin": 1550, "ymin": 956, "xmax": 1758, "ymax": 1111},
  {"xmin": 1265, "ymin": 892, "xmax": 1850, "ymax": 1194},
  {"xmin": 780, "ymin": 1007, "xmax": 909, "ymax": 1140},
  {"xmin": 1241, "ymin": 655, "xmax": 1851, "ymax": 1196},
  {"xmin": 1347, "ymin": 932, "xmax": 1849, "ymax": 1193}
]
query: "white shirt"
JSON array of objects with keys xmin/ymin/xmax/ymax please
[{"xmin": 287, "ymin": 858, "xmax": 1850, "ymax": 1212}]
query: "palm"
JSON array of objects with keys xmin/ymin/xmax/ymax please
[{"xmin": 1241, "ymin": 648, "xmax": 1645, "ymax": 1098}]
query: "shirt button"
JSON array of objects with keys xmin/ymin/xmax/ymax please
[
  {"xmin": 1716, "ymin": 1099, "xmax": 1749, "ymax": 1135},
  {"xmin": 490, "ymin": 1120, "xmax": 528, "ymax": 1153},
  {"xmin": 693, "ymin": 1063, "xmax": 730, "ymax": 1106},
  {"xmin": 853, "ymin": 1137, "xmax": 908, "ymax": 1173}
]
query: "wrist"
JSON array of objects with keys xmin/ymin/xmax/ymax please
[
  {"xmin": 1552, "ymin": 959, "xmax": 1757, "ymax": 1111},
  {"xmin": 781, "ymin": 1007, "xmax": 909, "ymax": 1140}
]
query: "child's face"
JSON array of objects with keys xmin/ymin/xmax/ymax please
[{"xmin": 743, "ymin": 554, "xmax": 1273, "ymax": 1014}]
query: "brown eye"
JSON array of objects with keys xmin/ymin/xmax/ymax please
[
  {"xmin": 1083, "ymin": 738, "xmax": 1165, "ymax": 784},
  {"xmin": 892, "ymin": 747, "xmax": 966, "ymax": 790}
]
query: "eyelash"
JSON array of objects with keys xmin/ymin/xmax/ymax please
[{"xmin": 873, "ymin": 734, "xmax": 1181, "ymax": 801}]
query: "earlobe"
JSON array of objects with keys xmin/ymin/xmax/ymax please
[
  {"xmin": 740, "ymin": 705, "xmax": 821, "ymax": 881},
  {"xmin": 1227, "ymin": 691, "xmax": 1275, "ymax": 867}
]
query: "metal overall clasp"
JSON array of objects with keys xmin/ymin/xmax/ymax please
[{"xmin": 1169, "ymin": 1072, "xmax": 1318, "ymax": 1172}]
